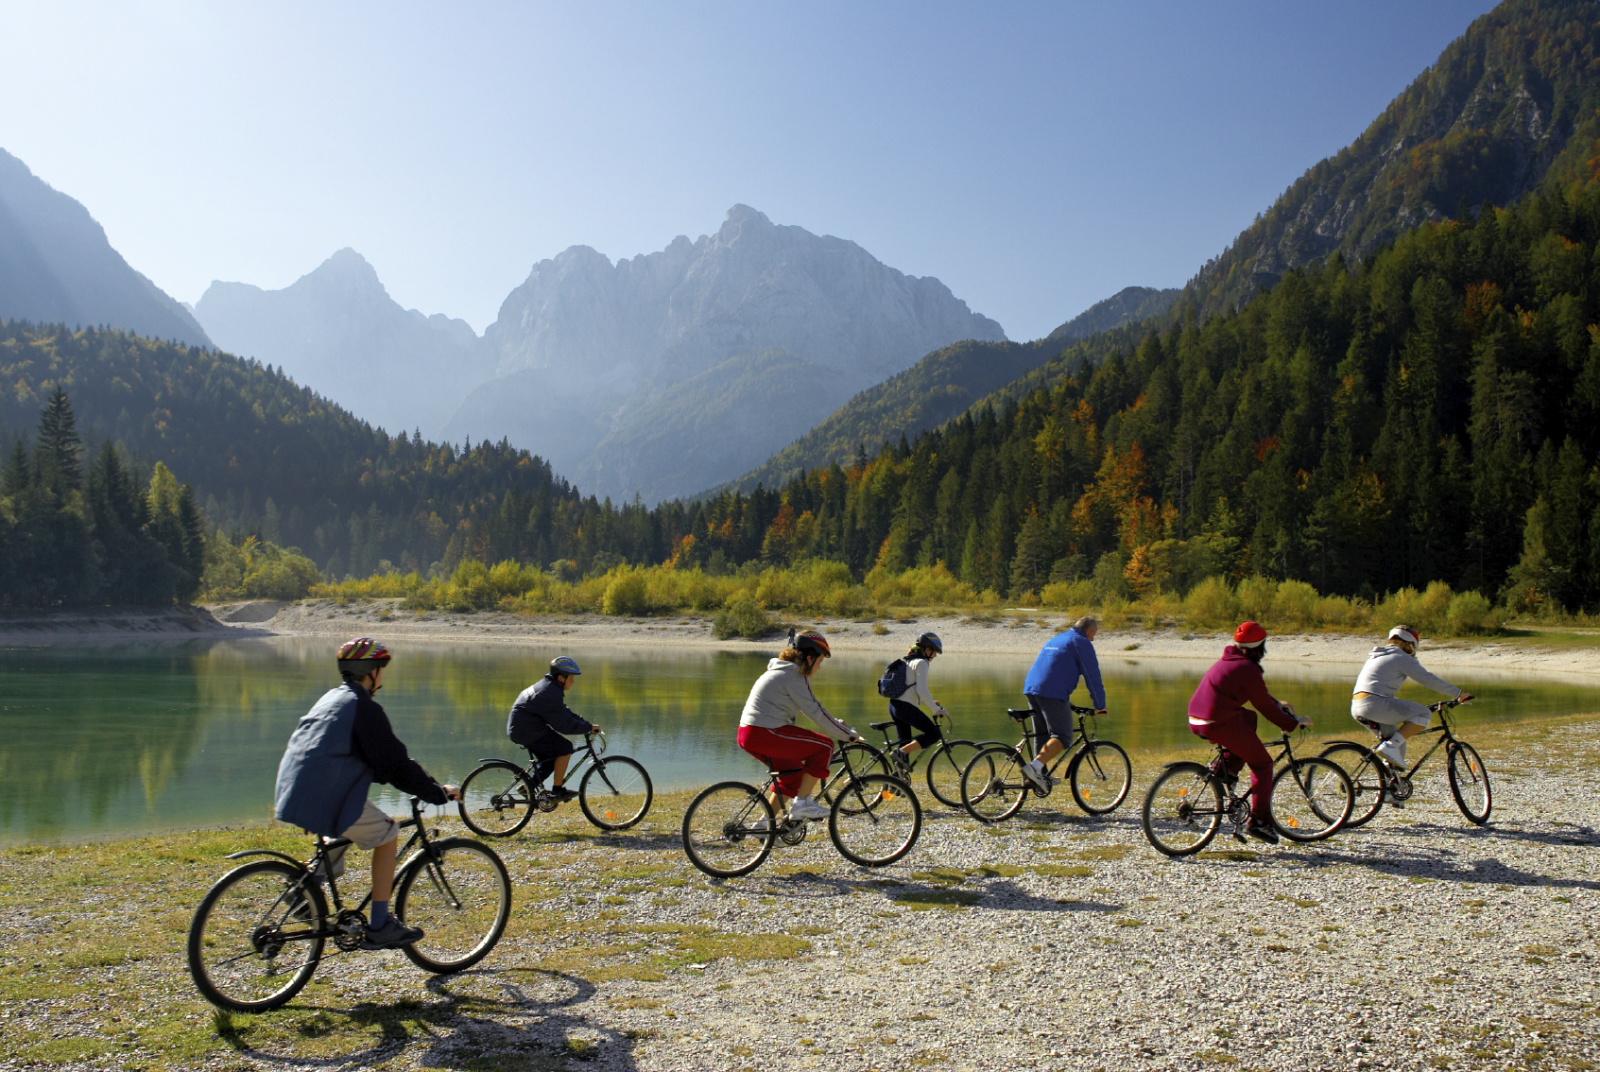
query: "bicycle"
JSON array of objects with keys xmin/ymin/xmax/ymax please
[
  {"xmin": 1140, "ymin": 729, "xmax": 1355, "ymax": 856},
  {"xmin": 681, "ymin": 743, "xmax": 922, "ymax": 877},
  {"xmin": 458, "ymin": 731, "xmax": 653, "ymax": 836},
  {"xmin": 186, "ymin": 797, "xmax": 512, "ymax": 1012},
  {"xmin": 854, "ymin": 710, "xmax": 995, "ymax": 809},
  {"xmin": 1318, "ymin": 698, "xmax": 1490, "ymax": 826},
  {"xmin": 958, "ymin": 705, "xmax": 1133, "ymax": 823}
]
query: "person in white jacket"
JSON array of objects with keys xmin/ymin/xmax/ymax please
[
  {"xmin": 736, "ymin": 632, "xmax": 858, "ymax": 821},
  {"xmin": 1352, "ymin": 625, "xmax": 1473, "ymax": 768},
  {"xmin": 883, "ymin": 632, "xmax": 947, "ymax": 776}
]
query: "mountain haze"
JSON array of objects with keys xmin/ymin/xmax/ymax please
[
  {"xmin": 444, "ymin": 205, "xmax": 1005, "ymax": 503},
  {"xmin": 0, "ymin": 148, "xmax": 211, "ymax": 347},
  {"xmin": 194, "ymin": 249, "xmax": 490, "ymax": 439}
]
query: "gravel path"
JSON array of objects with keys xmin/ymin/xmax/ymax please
[{"xmin": 2, "ymin": 719, "xmax": 1596, "ymax": 1071}]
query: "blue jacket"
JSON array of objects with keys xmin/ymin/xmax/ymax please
[
  {"xmin": 274, "ymin": 682, "xmax": 446, "ymax": 838},
  {"xmin": 1023, "ymin": 628, "xmax": 1106, "ymax": 707},
  {"xmin": 507, "ymin": 674, "xmax": 594, "ymax": 748}
]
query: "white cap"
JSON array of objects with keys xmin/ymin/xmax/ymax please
[{"xmin": 1388, "ymin": 626, "xmax": 1420, "ymax": 646}]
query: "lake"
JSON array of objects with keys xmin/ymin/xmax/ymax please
[{"xmin": 2, "ymin": 635, "xmax": 1593, "ymax": 843}]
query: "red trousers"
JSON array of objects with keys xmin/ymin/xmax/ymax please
[
  {"xmin": 1192, "ymin": 711, "xmax": 1273, "ymax": 823},
  {"xmin": 737, "ymin": 724, "xmax": 833, "ymax": 799}
]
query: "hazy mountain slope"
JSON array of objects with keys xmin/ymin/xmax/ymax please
[
  {"xmin": 1046, "ymin": 286, "xmax": 1181, "ymax": 343},
  {"xmin": 194, "ymin": 249, "xmax": 490, "ymax": 439},
  {"xmin": 1187, "ymin": 0, "xmax": 1600, "ymax": 316},
  {"xmin": 443, "ymin": 205, "xmax": 1005, "ymax": 501},
  {"xmin": 0, "ymin": 148, "xmax": 211, "ymax": 347}
]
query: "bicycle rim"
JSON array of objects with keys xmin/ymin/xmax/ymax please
[
  {"xmin": 681, "ymin": 782, "xmax": 776, "ymax": 878},
  {"xmin": 1318, "ymin": 742, "xmax": 1387, "ymax": 828},
  {"xmin": 396, "ymin": 838, "xmax": 512, "ymax": 973},
  {"xmin": 458, "ymin": 761, "xmax": 535, "ymax": 837},
  {"xmin": 829, "ymin": 775, "xmax": 922, "ymax": 867},
  {"xmin": 1141, "ymin": 763, "xmax": 1223, "ymax": 856},
  {"xmin": 961, "ymin": 745, "xmax": 1028, "ymax": 823},
  {"xmin": 1447, "ymin": 742, "xmax": 1492, "ymax": 824},
  {"xmin": 580, "ymin": 757, "xmax": 653, "ymax": 830},
  {"xmin": 1272, "ymin": 758, "xmax": 1352, "ymax": 842},
  {"xmin": 925, "ymin": 740, "xmax": 980, "ymax": 809},
  {"xmin": 187, "ymin": 860, "xmax": 325, "ymax": 1011},
  {"xmin": 1069, "ymin": 741, "xmax": 1132, "ymax": 815}
]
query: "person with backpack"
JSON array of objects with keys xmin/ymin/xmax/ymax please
[
  {"xmin": 1018, "ymin": 617, "xmax": 1106, "ymax": 794},
  {"xmin": 879, "ymin": 633, "xmax": 947, "ymax": 777}
]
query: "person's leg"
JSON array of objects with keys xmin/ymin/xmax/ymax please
[
  {"xmin": 1201, "ymin": 719, "xmax": 1275, "ymax": 824},
  {"xmin": 1026, "ymin": 696, "xmax": 1073, "ymax": 770},
  {"xmin": 551, "ymin": 752, "xmax": 572, "ymax": 787},
  {"xmin": 738, "ymin": 724, "xmax": 831, "ymax": 803},
  {"xmin": 370, "ymin": 838, "xmax": 397, "ymax": 904},
  {"xmin": 341, "ymin": 801, "xmax": 416, "ymax": 944}
]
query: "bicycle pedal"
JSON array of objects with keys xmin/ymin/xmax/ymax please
[{"xmin": 1231, "ymin": 829, "xmax": 1248, "ymax": 844}]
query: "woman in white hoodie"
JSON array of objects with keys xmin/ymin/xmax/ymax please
[
  {"xmin": 737, "ymin": 632, "xmax": 858, "ymax": 820},
  {"xmin": 1352, "ymin": 625, "xmax": 1473, "ymax": 767}
]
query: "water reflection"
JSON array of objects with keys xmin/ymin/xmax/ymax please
[{"xmin": 0, "ymin": 636, "xmax": 1592, "ymax": 843}]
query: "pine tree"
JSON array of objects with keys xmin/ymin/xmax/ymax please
[{"xmin": 34, "ymin": 386, "xmax": 82, "ymax": 491}]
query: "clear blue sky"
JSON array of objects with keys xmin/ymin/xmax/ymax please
[{"xmin": 0, "ymin": 0, "xmax": 1498, "ymax": 341}]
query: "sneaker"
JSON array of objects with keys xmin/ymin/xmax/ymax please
[
  {"xmin": 743, "ymin": 818, "xmax": 771, "ymax": 834},
  {"xmin": 1019, "ymin": 759, "xmax": 1051, "ymax": 794},
  {"xmin": 1245, "ymin": 821, "xmax": 1280, "ymax": 846},
  {"xmin": 788, "ymin": 797, "xmax": 829, "ymax": 821},
  {"xmin": 548, "ymin": 786, "xmax": 579, "ymax": 803},
  {"xmin": 887, "ymin": 748, "xmax": 912, "ymax": 777},
  {"xmin": 361, "ymin": 917, "xmax": 425, "ymax": 950},
  {"xmin": 1374, "ymin": 736, "xmax": 1407, "ymax": 768}
]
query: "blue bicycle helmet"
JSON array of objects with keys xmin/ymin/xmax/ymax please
[
  {"xmin": 916, "ymin": 632, "xmax": 943, "ymax": 654},
  {"xmin": 550, "ymin": 655, "xmax": 582, "ymax": 676}
]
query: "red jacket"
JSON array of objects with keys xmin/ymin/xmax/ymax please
[{"xmin": 1187, "ymin": 646, "xmax": 1297, "ymax": 732}]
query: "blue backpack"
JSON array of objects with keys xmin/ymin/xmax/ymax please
[{"xmin": 877, "ymin": 658, "xmax": 909, "ymax": 699}]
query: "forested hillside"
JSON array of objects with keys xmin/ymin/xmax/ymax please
[{"xmin": 1186, "ymin": 0, "xmax": 1600, "ymax": 318}]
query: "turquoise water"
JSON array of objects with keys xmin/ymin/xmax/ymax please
[{"xmin": 1, "ymin": 636, "xmax": 1591, "ymax": 843}]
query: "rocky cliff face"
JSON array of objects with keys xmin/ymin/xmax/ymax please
[
  {"xmin": 195, "ymin": 249, "xmax": 490, "ymax": 439},
  {"xmin": 1187, "ymin": 0, "xmax": 1600, "ymax": 317},
  {"xmin": 0, "ymin": 148, "xmax": 211, "ymax": 348},
  {"xmin": 445, "ymin": 205, "xmax": 1004, "ymax": 502}
]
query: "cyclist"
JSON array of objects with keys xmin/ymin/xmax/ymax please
[
  {"xmin": 1353, "ymin": 625, "xmax": 1472, "ymax": 769},
  {"xmin": 1186, "ymin": 621, "xmax": 1310, "ymax": 845},
  {"xmin": 1018, "ymin": 616, "xmax": 1106, "ymax": 793},
  {"xmin": 882, "ymin": 632, "xmax": 947, "ymax": 777},
  {"xmin": 507, "ymin": 656, "xmax": 602, "ymax": 804},
  {"xmin": 274, "ymin": 638, "xmax": 459, "ymax": 950},
  {"xmin": 737, "ymin": 632, "xmax": 859, "ymax": 821}
]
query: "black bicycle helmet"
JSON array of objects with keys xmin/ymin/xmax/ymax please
[
  {"xmin": 916, "ymin": 632, "xmax": 943, "ymax": 654},
  {"xmin": 793, "ymin": 632, "xmax": 832, "ymax": 658}
]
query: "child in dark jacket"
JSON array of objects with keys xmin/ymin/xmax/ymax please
[{"xmin": 507, "ymin": 656, "xmax": 602, "ymax": 802}]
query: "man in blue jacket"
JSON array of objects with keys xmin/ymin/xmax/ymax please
[
  {"xmin": 274, "ymin": 638, "xmax": 458, "ymax": 950},
  {"xmin": 507, "ymin": 656, "xmax": 603, "ymax": 803},
  {"xmin": 1019, "ymin": 616, "xmax": 1107, "ymax": 793}
]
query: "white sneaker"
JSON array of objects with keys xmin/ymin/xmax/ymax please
[
  {"xmin": 744, "ymin": 818, "xmax": 771, "ymax": 834},
  {"xmin": 1374, "ymin": 736, "xmax": 1407, "ymax": 768},
  {"xmin": 1020, "ymin": 759, "xmax": 1051, "ymax": 794},
  {"xmin": 788, "ymin": 797, "xmax": 829, "ymax": 821}
]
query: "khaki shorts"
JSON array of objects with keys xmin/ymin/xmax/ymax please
[{"xmin": 340, "ymin": 799, "xmax": 400, "ymax": 850}]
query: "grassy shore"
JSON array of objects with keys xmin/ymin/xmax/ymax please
[{"xmin": 4, "ymin": 712, "xmax": 1599, "ymax": 1071}]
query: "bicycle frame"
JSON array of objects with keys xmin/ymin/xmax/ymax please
[{"xmin": 1010, "ymin": 705, "xmax": 1108, "ymax": 774}]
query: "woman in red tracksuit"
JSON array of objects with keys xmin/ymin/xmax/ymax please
[{"xmin": 1186, "ymin": 621, "xmax": 1310, "ymax": 844}]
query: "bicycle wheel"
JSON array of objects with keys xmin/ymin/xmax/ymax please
[
  {"xmin": 818, "ymin": 743, "xmax": 889, "ymax": 807},
  {"xmin": 458, "ymin": 761, "xmax": 536, "ymax": 837},
  {"xmin": 681, "ymin": 781, "xmax": 777, "ymax": 878},
  {"xmin": 924, "ymin": 739, "xmax": 981, "ymax": 809},
  {"xmin": 187, "ymin": 859, "xmax": 326, "ymax": 1012},
  {"xmin": 960, "ymin": 745, "xmax": 1029, "ymax": 824},
  {"xmin": 1141, "ymin": 762, "xmax": 1224, "ymax": 856},
  {"xmin": 828, "ymin": 774, "xmax": 923, "ymax": 867},
  {"xmin": 394, "ymin": 838, "xmax": 512, "ymax": 973},
  {"xmin": 1447, "ymin": 742, "xmax": 1492, "ymax": 824},
  {"xmin": 579, "ymin": 756, "xmax": 653, "ymax": 831},
  {"xmin": 1067, "ymin": 740, "xmax": 1133, "ymax": 815},
  {"xmin": 1271, "ymin": 758, "xmax": 1353, "ymax": 842},
  {"xmin": 1318, "ymin": 742, "xmax": 1387, "ymax": 828}
]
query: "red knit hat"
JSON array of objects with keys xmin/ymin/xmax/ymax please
[{"xmin": 1233, "ymin": 621, "xmax": 1267, "ymax": 648}]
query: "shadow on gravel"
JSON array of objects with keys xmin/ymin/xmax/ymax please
[
  {"xmin": 1307, "ymin": 841, "xmax": 1600, "ymax": 892},
  {"xmin": 1400, "ymin": 820, "xmax": 1598, "ymax": 847},
  {"xmin": 754, "ymin": 868, "xmax": 1123, "ymax": 914},
  {"xmin": 219, "ymin": 969, "xmax": 637, "ymax": 1071}
]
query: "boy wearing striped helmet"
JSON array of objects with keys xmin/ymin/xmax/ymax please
[{"xmin": 507, "ymin": 656, "xmax": 602, "ymax": 803}]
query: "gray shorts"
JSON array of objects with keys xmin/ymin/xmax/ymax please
[
  {"xmin": 1351, "ymin": 694, "xmax": 1431, "ymax": 730},
  {"xmin": 1026, "ymin": 694, "xmax": 1075, "ymax": 751},
  {"xmin": 340, "ymin": 798, "xmax": 400, "ymax": 850}
]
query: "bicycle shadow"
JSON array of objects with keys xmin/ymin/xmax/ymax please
[
  {"xmin": 213, "ymin": 968, "xmax": 638, "ymax": 1071},
  {"xmin": 1396, "ymin": 820, "xmax": 1599, "ymax": 848},
  {"xmin": 739, "ymin": 867, "xmax": 1123, "ymax": 915},
  {"xmin": 1279, "ymin": 839, "xmax": 1600, "ymax": 893}
]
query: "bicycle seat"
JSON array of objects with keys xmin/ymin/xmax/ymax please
[
  {"xmin": 1356, "ymin": 717, "xmax": 1382, "ymax": 732},
  {"xmin": 1007, "ymin": 708, "xmax": 1032, "ymax": 721},
  {"xmin": 869, "ymin": 720, "xmax": 896, "ymax": 732}
]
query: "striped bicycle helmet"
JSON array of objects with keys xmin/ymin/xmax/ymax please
[
  {"xmin": 336, "ymin": 637, "xmax": 390, "ymax": 679},
  {"xmin": 550, "ymin": 655, "xmax": 583, "ymax": 676},
  {"xmin": 793, "ymin": 632, "xmax": 832, "ymax": 659}
]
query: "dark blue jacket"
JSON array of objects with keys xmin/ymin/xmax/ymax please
[
  {"xmin": 1022, "ymin": 628, "xmax": 1106, "ymax": 708},
  {"xmin": 274, "ymin": 682, "xmax": 447, "ymax": 838},
  {"xmin": 507, "ymin": 674, "xmax": 593, "ymax": 748}
]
